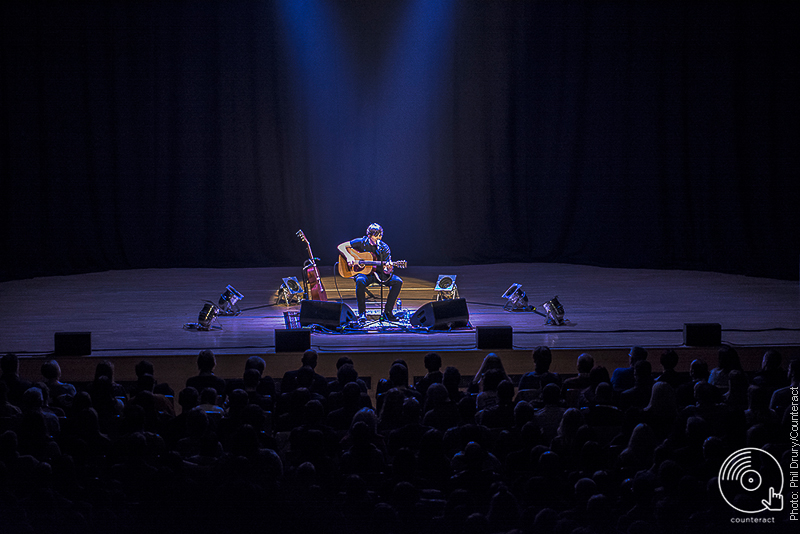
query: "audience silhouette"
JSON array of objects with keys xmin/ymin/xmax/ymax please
[{"xmin": 0, "ymin": 346, "xmax": 794, "ymax": 533}]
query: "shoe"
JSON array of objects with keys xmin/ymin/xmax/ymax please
[
  {"xmin": 358, "ymin": 313, "xmax": 367, "ymax": 322},
  {"xmin": 382, "ymin": 311, "xmax": 399, "ymax": 322}
]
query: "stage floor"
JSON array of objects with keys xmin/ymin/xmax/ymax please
[{"xmin": 2, "ymin": 263, "xmax": 798, "ymax": 357}]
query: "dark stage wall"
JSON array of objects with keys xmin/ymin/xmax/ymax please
[{"xmin": 2, "ymin": 1, "xmax": 798, "ymax": 281}]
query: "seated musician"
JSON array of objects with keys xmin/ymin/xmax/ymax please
[{"xmin": 337, "ymin": 223, "xmax": 403, "ymax": 322}]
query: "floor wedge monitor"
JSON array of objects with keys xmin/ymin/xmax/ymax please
[
  {"xmin": 299, "ymin": 300, "xmax": 356, "ymax": 328},
  {"xmin": 410, "ymin": 298, "xmax": 469, "ymax": 329}
]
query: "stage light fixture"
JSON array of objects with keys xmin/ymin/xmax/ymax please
[
  {"xmin": 278, "ymin": 277, "xmax": 304, "ymax": 305},
  {"xmin": 501, "ymin": 283, "xmax": 534, "ymax": 311},
  {"xmin": 434, "ymin": 275, "xmax": 459, "ymax": 301},
  {"xmin": 198, "ymin": 303, "xmax": 220, "ymax": 330},
  {"xmin": 542, "ymin": 296, "xmax": 565, "ymax": 325},
  {"xmin": 218, "ymin": 285, "xmax": 244, "ymax": 316}
]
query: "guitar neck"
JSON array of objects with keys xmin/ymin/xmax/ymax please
[{"xmin": 297, "ymin": 230, "xmax": 317, "ymax": 264}]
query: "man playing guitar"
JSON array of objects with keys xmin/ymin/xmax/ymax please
[{"xmin": 337, "ymin": 223, "xmax": 403, "ymax": 322}]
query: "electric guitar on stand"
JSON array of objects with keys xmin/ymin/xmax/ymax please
[
  {"xmin": 297, "ymin": 230, "xmax": 327, "ymax": 301},
  {"xmin": 338, "ymin": 248, "xmax": 408, "ymax": 282}
]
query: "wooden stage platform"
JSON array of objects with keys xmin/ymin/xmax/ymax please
[{"xmin": 2, "ymin": 263, "xmax": 799, "ymax": 395}]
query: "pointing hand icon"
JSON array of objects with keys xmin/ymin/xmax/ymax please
[{"xmin": 761, "ymin": 487, "xmax": 783, "ymax": 512}]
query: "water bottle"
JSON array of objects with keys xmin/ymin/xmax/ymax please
[{"xmin": 396, "ymin": 299, "xmax": 402, "ymax": 313}]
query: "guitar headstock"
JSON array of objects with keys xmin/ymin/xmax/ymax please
[
  {"xmin": 393, "ymin": 260, "xmax": 408, "ymax": 269},
  {"xmin": 296, "ymin": 230, "xmax": 307, "ymax": 243}
]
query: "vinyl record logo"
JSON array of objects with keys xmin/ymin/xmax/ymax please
[{"xmin": 718, "ymin": 447, "xmax": 784, "ymax": 514}]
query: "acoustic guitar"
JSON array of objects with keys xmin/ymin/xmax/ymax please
[
  {"xmin": 338, "ymin": 248, "xmax": 408, "ymax": 282},
  {"xmin": 297, "ymin": 230, "xmax": 327, "ymax": 301}
]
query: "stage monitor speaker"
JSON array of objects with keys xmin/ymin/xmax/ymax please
[
  {"xmin": 683, "ymin": 323, "xmax": 722, "ymax": 346},
  {"xmin": 410, "ymin": 298, "xmax": 469, "ymax": 329},
  {"xmin": 54, "ymin": 332, "xmax": 92, "ymax": 356},
  {"xmin": 477, "ymin": 326, "xmax": 513, "ymax": 349},
  {"xmin": 275, "ymin": 329, "xmax": 311, "ymax": 353},
  {"xmin": 299, "ymin": 300, "xmax": 356, "ymax": 328}
]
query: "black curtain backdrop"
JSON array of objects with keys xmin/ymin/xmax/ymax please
[{"xmin": 2, "ymin": 1, "xmax": 798, "ymax": 282}]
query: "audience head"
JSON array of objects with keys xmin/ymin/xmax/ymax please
[
  {"xmin": 35, "ymin": 383, "xmax": 51, "ymax": 408},
  {"xmin": 480, "ymin": 353, "xmax": 506, "ymax": 375},
  {"xmin": 301, "ymin": 349, "xmax": 318, "ymax": 368},
  {"xmin": 633, "ymin": 360, "xmax": 652, "ymax": 384},
  {"xmin": 380, "ymin": 387, "xmax": 405, "ymax": 416},
  {"xmin": 513, "ymin": 400, "xmax": 536, "ymax": 427},
  {"xmin": 336, "ymin": 356, "xmax": 354, "ymax": 369},
  {"xmin": 73, "ymin": 391, "xmax": 92, "ymax": 411},
  {"xmin": 341, "ymin": 381, "xmax": 362, "ymax": 407},
  {"xmin": 197, "ymin": 350, "xmax": 216, "ymax": 373},
  {"xmin": 532, "ymin": 346, "xmax": 552, "ymax": 371},
  {"xmin": 228, "ymin": 389, "xmax": 248, "ymax": 411},
  {"xmin": 243, "ymin": 368, "xmax": 261, "ymax": 389},
  {"xmin": 179, "ymin": 387, "xmax": 200, "ymax": 411},
  {"xmin": 1, "ymin": 353, "xmax": 19, "ymax": 375},
  {"xmin": 481, "ymin": 369, "xmax": 504, "ymax": 392},
  {"xmin": 693, "ymin": 381, "xmax": 716, "ymax": 405},
  {"xmin": 22, "ymin": 386, "xmax": 44, "ymax": 410},
  {"xmin": 589, "ymin": 366, "xmax": 611, "ymax": 388},
  {"xmin": 296, "ymin": 365, "xmax": 315, "ymax": 388},
  {"xmin": 577, "ymin": 353, "xmax": 594, "ymax": 374},
  {"xmin": 497, "ymin": 380, "xmax": 515, "ymax": 403},
  {"xmin": 557, "ymin": 407, "xmax": 583, "ymax": 436},
  {"xmin": 424, "ymin": 352, "xmax": 442, "ymax": 372},
  {"xmin": 134, "ymin": 359, "xmax": 154, "ymax": 378},
  {"xmin": 401, "ymin": 397, "xmax": 421, "ymax": 423},
  {"xmin": 685, "ymin": 421, "xmax": 711, "ymax": 452},
  {"xmin": 595, "ymin": 381, "xmax": 613, "ymax": 404},
  {"xmin": 40, "ymin": 360, "xmax": 62, "ymax": 381},
  {"xmin": 629, "ymin": 346, "xmax": 648, "ymax": 365},
  {"xmin": 789, "ymin": 358, "xmax": 800, "ymax": 385},
  {"xmin": 443, "ymin": 366, "xmax": 461, "ymax": 390},
  {"xmin": 542, "ymin": 383, "xmax": 561, "ymax": 405},
  {"xmin": 245, "ymin": 355, "xmax": 266, "ymax": 375},
  {"xmin": 186, "ymin": 406, "xmax": 209, "ymax": 436},
  {"xmin": 659, "ymin": 350, "xmax": 679, "ymax": 371},
  {"xmin": 487, "ymin": 485, "xmax": 520, "ymax": 530},
  {"xmin": 760, "ymin": 349, "xmax": 781, "ymax": 371},
  {"xmin": 645, "ymin": 381, "xmax": 677, "ymax": 416},
  {"xmin": 94, "ymin": 360, "xmax": 115, "ymax": 381},
  {"xmin": 727, "ymin": 369, "xmax": 748, "ymax": 393},
  {"xmin": 389, "ymin": 363, "xmax": 409, "ymax": 387},
  {"xmin": 717, "ymin": 345, "xmax": 741, "ymax": 372},
  {"xmin": 351, "ymin": 407, "xmax": 378, "ymax": 434},
  {"xmin": 350, "ymin": 420, "xmax": 372, "ymax": 445},
  {"xmin": 136, "ymin": 373, "xmax": 156, "ymax": 393},
  {"xmin": 702, "ymin": 435, "xmax": 724, "ymax": 461},
  {"xmin": 303, "ymin": 399, "xmax": 325, "ymax": 424},
  {"xmin": 426, "ymin": 383, "xmax": 449, "ymax": 406},
  {"xmin": 200, "ymin": 387, "xmax": 218, "ymax": 406},
  {"xmin": 689, "ymin": 359, "xmax": 710, "ymax": 381},
  {"xmin": 747, "ymin": 385, "xmax": 771, "ymax": 411},
  {"xmin": 574, "ymin": 477, "xmax": 600, "ymax": 504},
  {"xmin": 337, "ymin": 363, "xmax": 359, "ymax": 385},
  {"xmin": 392, "ymin": 358, "xmax": 408, "ymax": 369}
]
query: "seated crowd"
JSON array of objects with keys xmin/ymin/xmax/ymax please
[{"xmin": 0, "ymin": 345, "xmax": 795, "ymax": 534}]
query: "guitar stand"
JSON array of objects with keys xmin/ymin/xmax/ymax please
[{"xmin": 302, "ymin": 258, "xmax": 321, "ymax": 300}]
